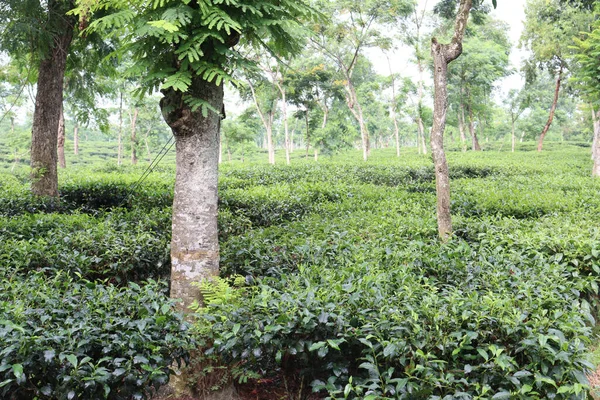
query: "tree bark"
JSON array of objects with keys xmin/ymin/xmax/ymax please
[
  {"xmin": 387, "ymin": 55, "xmax": 401, "ymax": 157},
  {"xmin": 511, "ymin": 117, "xmax": 516, "ymax": 153},
  {"xmin": 538, "ymin": 66, "xmax": 563, "ymax": 152},
  {"xmin": 468, "ymin": 108, "xmax": 481, "ymax": 151},
  {"xmin": 73, "ymin": 124, "xmax": 79, "ymax": 155},
  {"xmin": 458, "ymin": 106, "xmax": 467, "ymax": 152},
  {"xmin": 30, "ymin": 0, "xmax": 75, "ymax": 196},
  {"xmin": 593, "ymin": 109, "xmax": 600, "ymax": 177},
  {"xmin": 57, "ymin": 104, "xmax": 66, "ymax": 169},
  {"xmin": 247, "ymin": 80, "xmax": 276, "ymax": 164},
  {"xmin": 430, "ymin": 0, "xmax": 472, "ymax": 242},
  {"xmin": 305, "ymin": 111, "xmax": 310, "ymax": 159},
  {"xmin": 130, "ymin": 108, "xmax": 139, "ymax": 165},
  {"xmin": 343, "ymin": 75, "xmax": 370, "ymax": 161},
  {"xmin": 144, "ymin": 127, "xmax": 152, "ymax": 162},
  {"xmin": 160, "ymin": 78, "xmax": 224, "ymax": 315},
  {"xmin": 117, "ymin": 91, "xmax": 123, "ymax": 166},
  {"xmin": 418, "ymin": 117, "xmax": 427, "ymax": 154}
]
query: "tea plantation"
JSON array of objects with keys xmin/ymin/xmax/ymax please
[{"xmin": 1, "ymin": 144, "xmax": 600, "ymax": 399}]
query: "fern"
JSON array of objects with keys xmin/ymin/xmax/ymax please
[{"xmin": 189, "ymin": 275, "xmax": 246, "ymax": 311}]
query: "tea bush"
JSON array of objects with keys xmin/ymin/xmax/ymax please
[
  {"xmin": 1, "ymin": 144, "xmax": 600, "ymax": 398},
  {"xmin": 0, "ymin": 271, "xmax": 193, "ymax": 400}
]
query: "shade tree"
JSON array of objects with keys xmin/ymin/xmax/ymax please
[
  {"xmin": 520, "ymin": 0, "xmax": 592, "ymax": 151},
  {"xmin": 309, "ymin": 0, "xmax": 414, "ymax": 161}
]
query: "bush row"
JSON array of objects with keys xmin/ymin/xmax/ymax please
[{"xmin": 0, "ymin": 271, "xmax": 193, "ymax": 400}]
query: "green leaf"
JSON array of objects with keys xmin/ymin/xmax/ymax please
[{"xmin": 11, "ymin": 364, "xmax": 23, "ymax": 379}]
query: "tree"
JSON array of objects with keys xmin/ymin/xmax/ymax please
[
  {"xmin": 75, "ymin": 0, "xmax": 315, "ymax": 317},
  {"xmin": 572, "ymin": 6, "xmax": 600, "ymax": 176},
  {"xmin": 504, "ymin": 88, "xmax": 528, "ymax": 152},
  {"xmin": 310, "ymin": 0, "xmax": 414, "ymax": 161},
  {"xmin": 520, "ymin": 0, "xmax": 591, "ymax": 151},
  {"xmin": 397, "ymin": 2, "xmax": 433, "ymax": 155},
  {"xmin": 243, "ymin": 73, "xmax": 279, "ymax": 164},
  {"xmin": 286, "ymin": 57, "xmax": 344, "ymax": 159},
  {"xmin": 447, "ymin": 19, "xmax": 511, "ymax": 151},
  {"xmin": 0, "ymin": 0, "xmax": 78, "ymax": 196},
  {"xmin": 429, "ymin": 0, "xmax": 488, "ymax": 241}
]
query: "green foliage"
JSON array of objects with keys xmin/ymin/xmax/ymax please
[
  {"xmin": 0, "ymin": 272, "xmax": 193, "ymax": 399},
  {"xmin": 211, "ymin": 146, "xmax": 600, "ymax": 398},
  {"xmin": 73, "ymin": 0, "xmax": 319, "ymax": 109},
  {"xmin": 1, "ymin": 146, "xmax": 600, "ymax": 398}
]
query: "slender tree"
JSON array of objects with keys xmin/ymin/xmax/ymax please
[
  {"xmin": 311, "ymin": 0, "xmax": 413, "ymax": 161},
  {"xmin": 572, "ymin": 9, "xmax": 600, "ymax": 176},
  {"xmin": 430, "ymin": 0, "xmax": 484, "ymax": 241},
  {"xmin": 520, "ymin": 0, "xmax": 591, "ymax": 151}
]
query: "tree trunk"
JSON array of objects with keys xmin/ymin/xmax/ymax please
[
  {"xmin": 417, "ymin": 56, "xmax": 427, "ymax": 156},
  {"xmin": 117, "ymin": 91, "xmax": 123, "ymax": 166},
  {"xmin": 344, "ymin": 79, "xmax": 370, "ymax": 161},
  {"xmin": 281, "ymin": 90, "xmax": 290, "ymax": 165},
  {"xmin": 387, "ymin": 55, "xmax": 401, "ymax": 157},
  {"xmin": 160, "ymin": 78, "xmax": 233, "ymax": 399},
  {"xmin": 511, "ymin": 118, "xmax": 516, "ymax": 153},
  {"xmin": 30, "ymin": 0, "xmax": 75, "ymax": 196},
  {"xmin": 247, "ymin": 80, "xmax": 276, "ymax": 165},
  {"xmin": 305, "ymin": 111, "xmax": 310, "ymax": 159},
  {"xmin": 144, "ymin": 128, "xmax": 152, "ymax": 162},
  {"xmin": 57, "ymin": 104, "xmax": 66, "ymax": 169},
  {"xmin": 430, "ymin": 0, "xmax": 472, "ymax": 242},
  {"xmin": 161, "ymin": 78, "xmax": 223, "ymax": 313},
  {"xmin": 538, "ymin": 67, "xmax": 563, "ymax": 152},
  {"xmin": 418, "ymin": 117, "xmax": 428, "ymax": 154},
  {"xmin": 73, "ymin": 124, "xmax": 79, "ymax": 155},
  {"xmin": 266, "ymin": 121, "xmax": 275, "ymax": 165},
  {"xmin": 468, "ymin": 108, "xmax": 481, "ymax": 151},
  {"xmin": 130, "ymin": 108, "xmax": 139, "ymax": 165},
  {"xmin": 593, "ymin": 109, "xmax": 600, "ymax": 177},
  {"xmin": 314, "ymin": 149, "xmax": 318, "ymax": 162},
  {"xmin": 458, "ymin": 107, "xmax": 467, "ymax": 152}
]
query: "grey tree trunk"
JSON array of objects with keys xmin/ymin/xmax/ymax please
[
  {"xmin": 73, "ymin": 124, "xmax": 79, "ymax": 155},
  {"xmin": 418, "ymin": 117, "xmax": 428, "ymax": 155},
  {"xmin": 511, "ymin": 118, "xmax": 516, "ymax": 153},
  {"xmin": 593, "ymin": 109, "xmax": 600, "ymax": 177},
  {"xmin": 469, "ymin": 108, "xmax": 481, "ymax": 151},
  {"xmin": 130, "ymin": 108, "xmax": 139, "ymax": 165},
  {"xmin": 160, "ymin": 79, "xmax": 224, "ymax": 314},
  {"xmin": 430, "ymin": 0, "xmax": 472, "ymax": 242},
  {"xmin": 458, "ymin": 107, "xmax": 467, "ymax": 152},
  {"xmin": 117, "ymin": 92, "xmax": 123, "ymax": 166},
  {"xmin": 30, "ymin": 0, "xmax": 75, "ymax": 196},
  {"xmin": 144, "ymin": 127, "xmax": 152, "ymax": 162},
  {"xmin": 58, "ymin": 104, "xmax": 66, "ymax": 169}
]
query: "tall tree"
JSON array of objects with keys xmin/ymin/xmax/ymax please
[
  {"xmin": 310, "ymin": 0, "xmax": 414, "ymax": 161},
  {"xmin": 286, "ymin": 57, "xmax": 344, "ymax": 159},
  {"xmin": 572, "ymin": 8, "xmax": 600, "ymax": 176},
  {"xmin": 0, "ymin": 0, "xmax": 78, "ymax": 196},
  {"xmin": 430, "ymin": 0, "xmax": 489, "ymax": 241},
  {"xmin": 447, "ymin": 19, "xmax": 511, "ymax": 151},
  {"xmin": 520, "ymin": 0, "xmax": 591, "ymax": 151},
  {"xmin": 503, "ymin": 88, "xmax": 528, "ymax": 152},
  {"xmin": 75, "ymin": 0, "xmax": 315, "ymax": 325},
  {"xmin": 243, "ymin": 74, "xmax": 279, "ymax": 164}
]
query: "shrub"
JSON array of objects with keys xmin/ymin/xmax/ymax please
[
  {"xmin": 0, "ymin": 271, "xmax": 193, "ymax": 400},
  {"xmin": 204, "ymin": 239, "xmax": 596, "ymax": 399}
]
